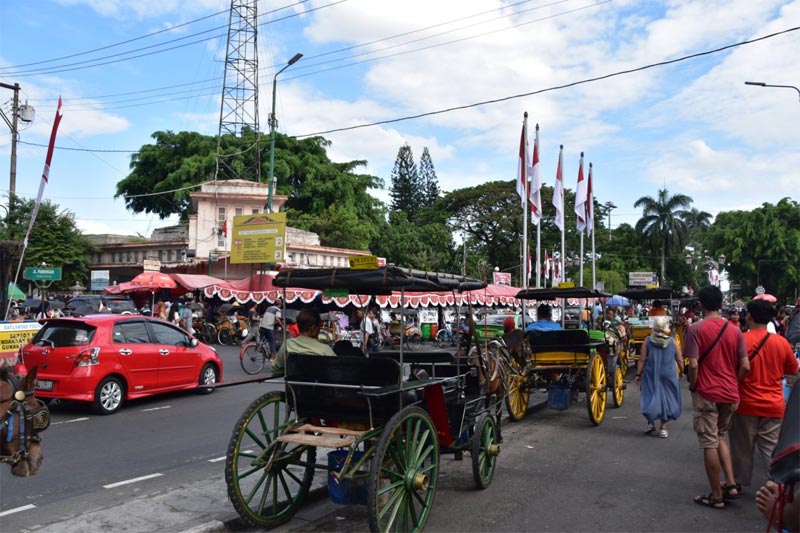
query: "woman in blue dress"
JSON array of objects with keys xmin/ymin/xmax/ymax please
[{"xmin": 634, "ymin": 316, "xmax": 683, "ymax": 438}]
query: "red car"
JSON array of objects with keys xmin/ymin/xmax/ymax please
[{"xmin": 18, "ymin": 315, "xmax": 223, "ymax": 415}]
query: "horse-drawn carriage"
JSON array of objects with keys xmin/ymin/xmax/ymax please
[
  {"xmin": 619, "ymin": 287, "xmax": 686, "ymax": 373},
  {"xmin": 500, "ymin": 287, "xmax": 625, "ymax": 426},
  {"xmin": 224, "ymin": 266, "xmax": 502, "ymax": 532}
]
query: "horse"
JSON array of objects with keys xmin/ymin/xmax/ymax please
[
  {"xmin": 0, "ymin": 365, "xmax": 49, "ymax": 477},
  {"xmin": 464, "ymin": 317, "xmax": 509, "ymax": 443}
]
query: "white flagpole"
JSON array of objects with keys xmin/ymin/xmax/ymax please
[
  {"xmin": 520, "ymin": 112, "xmax": 530, "ymax": 290},
  {"xmin": 534, "ymin": 124, "xmax": 541, "ymax": 288},
  {"xmin": 590, "ymin": 163, "xmax": 597, "ymax": 291},
  {"xmin": 579, "ymin": 154, "xmax": 585, "ymax": 286}
]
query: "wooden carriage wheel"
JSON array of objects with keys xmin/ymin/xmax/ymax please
[
  {"xmin": 586, "ymin": 352, "xmax": 607, "ymax": 426},
  {"xmin": 612, "ymin": 364, "xmax": 625, "ymax": 408},
  {"xmin": 471, "ymin": 414, "xmax": 499, "ymax": 489},
  {"xmin": 225, "ymin": 391, "xmax": 315, "ymax": 528},
  {"xmin": 504, "ymin": 355, "xmax": 530, "ymax": 422},
  {"xmin": 367, "ymin": 406, "xmax": 439, "ymax": 533}
]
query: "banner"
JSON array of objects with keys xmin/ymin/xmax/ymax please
[{"xmin": 230, "ymin": 212, "xmax": 287, "ymax": 264}]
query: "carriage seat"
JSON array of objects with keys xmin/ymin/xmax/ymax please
[
  {"xmin": 285, "ymin": 354, "xmax": 402, "ymax": 426},
  {"xmin": 527, "ymin": 329, "xmax": 598, "ymax": 354}
]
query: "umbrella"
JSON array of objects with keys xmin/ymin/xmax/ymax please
[
  {"xmin": 21, "ymin": 298, "xmax": 47, "ymax": 310},
  {"xmin": 7, "ymin": 282, "xmax": 25, "ymax": 300},
  {"xmin": 128, "ymin": 271, "xmax": 178, "ymax": 310},
  {"xmin": 606, "ymin": 295, "xmax": 631, "ymax": 307},
  {"xmin": 754, "ymin": 293, "xmax": 777, "ymax": 303}
]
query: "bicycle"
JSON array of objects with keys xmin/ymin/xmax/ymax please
[
  {"xmin": 434, "ymin": 323, "xmax": 462, "ymax": 348},
  {"xmin": 239, "ymin": 336, "xmax": 270, "ymax": 375}
]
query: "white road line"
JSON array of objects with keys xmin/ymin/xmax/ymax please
[
  {"xmin": 210, "ymin": 449, "xmax": 251, "ymax": 463},
  {"xmin": 141, "ymin": 406, "xmax": 171, "ymax": 412},
  {"xmin": 51, "ymin": 417, "xmax": 90, "ymax": 426},
  {"xmin": 0, "ymin": 504, "xmax": 36, "ymax": 517},
  {"xmin": 103, "ymin": 473, "xmax": 163, "ymax": 489}
]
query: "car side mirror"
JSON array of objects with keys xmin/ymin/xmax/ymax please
[{"xmin": 190, "ymin": 338, "xmax": 199, "ymax": 348}]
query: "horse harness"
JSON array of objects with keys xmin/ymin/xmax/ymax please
[{"xmin": 0, "ymin": 372, "xmax": 50, "ymax": 464}]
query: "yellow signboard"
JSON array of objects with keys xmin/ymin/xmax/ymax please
[
  {"xmin": 558, "ymin": 281, "xmax": 575, "ymax": 289},
  {"xmin": 0, "ymin": 322, "xmax": 42, "ymax": 365},
  {"xmin": 230, "ymin": 212, "xmax": 287, "ymax": 264},
  {"xmin": 349, "ymin": 255, "xmax": 379, "ymax": 270}
]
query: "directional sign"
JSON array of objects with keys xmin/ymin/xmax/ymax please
[{"xmin": 23, "ymin": 267, "xmax": 62, "ymax": 281}]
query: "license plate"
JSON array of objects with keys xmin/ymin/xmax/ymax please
[{"xmin": 35, "ymin": 380, "xmax": 53, "ymax": 391}]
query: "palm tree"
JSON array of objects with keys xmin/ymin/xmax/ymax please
[
  {"xmin": 683, "ymin": 207, "xmax": 713, "ymax": 244},
  {"xmin": 634, "ymin": 189, "xmax": 692, "ymax": 285}
]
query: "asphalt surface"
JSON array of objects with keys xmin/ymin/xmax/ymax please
[{"xmin": 0, "ymin": 343, "xmax": 773, "ymax": 532}]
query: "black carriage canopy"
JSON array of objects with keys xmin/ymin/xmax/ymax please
[
  {"xmin": 514, "ymin": 287, "xmax": 610, "ymax": 301},
  {"xmin": 618, "ymin": 287, "xmax": 682, "ymax": 301},
  {"xmin": 273, "ymin": 266, "xmax": 486, "ymax": 295}
]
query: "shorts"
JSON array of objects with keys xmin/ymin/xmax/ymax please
[{"xmin": 692, "ymin": 391, "xmax": 739, "ymax": 449}]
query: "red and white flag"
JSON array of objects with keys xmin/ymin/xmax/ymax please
[
  {"xmin": 529, "ymin": 124, "xmax": 542, "ymax": 224},
  {"xmin": 527, "ymin": 252, "xmax": 532, "ymax": 282},
  {"xmin": 24, "ymin": 96, "xmax": 63, "ymax": 249},
  {"xmin": 543, "ymin": 249, "xmax": 550, "ymax": 280},
  {"xmin": 574, "ymin": 152, "xmax": 587, "ymax": 234},
  {"xmin": 516, "ymin": 115, "xmax": 530, "ymax": 209},
  {"xmin": 553, "ymin": 145, "xmax": 564, "ymax": 232},
  {"xmin": 221, "ymin": 220, "xmax": 228, "ymax": 238},
  {"xmin": 586, "ymin": 163, "xmax": 594, "ymax": 236}
]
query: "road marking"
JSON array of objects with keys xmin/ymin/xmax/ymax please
[
  {"xmin": 103, "ymin": 473, "xmax": 163, "ymax": 489},
  {"xmin": 210, "ymin": 449, "xmax": 252, "ymax": 462},
  {"xmin": 141, "ymin": 406, "xmax": 171, "ymax": 412},
  {"xmin": 0, "ymin": 504, "xmax": 36, "ymax": 517},
  {"xmin": 51, "ymin": 417, "xmax": 90, "ymax": 426}
]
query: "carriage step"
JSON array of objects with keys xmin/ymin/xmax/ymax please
[
  {"xmin": 292, "ymin": 424, "xmax": 368, "ymax": 437},
  {"xmin": 276, "ymin": 433, "xmax": 356, "ymax": 448}
]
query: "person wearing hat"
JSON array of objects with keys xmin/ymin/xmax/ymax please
[
  {"xmin": 635, "ymin": 316, "xmax": 683, "ymax": 438},
  {"xmin": 728, "ymin": 298, "xmax": 799, "ymax": 494}
]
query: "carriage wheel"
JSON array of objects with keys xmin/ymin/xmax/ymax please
[
  {"xmin": 218, "ymin": 327, "xmax": 234, "ymax": 346},
  {"xmin": 471, "ymin": 414, "xmax": 499, "ymax": 489},
  {"xmin": 618, "ymin": 343, "xmax": 629, "ymax": 376},
  {"xmin": 611, "ymin": 363, "xmax": 625, "ymax": 408},
  {"xmin": 586, "ymin": 352, "xmax": 607, "ymax": 426},
  {"xmin": 504, "ymin": 356, "xmax": 529, "ymax": 422},
  {"xmin": 225, "ymin": 391, "xmax": 315, "ymax": 529},
  {"xmin": 406, "ymin": 334, "xmax": 422, "ymax": 351},
  {"xmin": 367, "ymin": 406, "xmax": 439, "ymax": 533}
]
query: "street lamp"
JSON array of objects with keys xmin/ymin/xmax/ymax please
[
  {"xmin": 0, "ymin": 82, "xmax": 35, "ymax": 200},
  {"xmin": 744, "ymin": 81, "xmax": 800, "ymax": 102},
  {"xmin": 265, "ymin": 52, "xmax": 303, "ymax": 213},
  {"xmin": 603, "ymin": 201, "xmax": 616, "ymax": 241}
]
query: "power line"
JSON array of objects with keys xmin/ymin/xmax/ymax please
[{"xmin": 293, "ymin": 25, "xmax": 800, "ymax": 138}]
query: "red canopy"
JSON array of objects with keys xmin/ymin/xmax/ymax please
[
  {"xmin": 128, "ymin": 271, "xmax": 178, "ymax": 291},
  {"xmin": 171, "ymin": 273, "xmax": 225, "ymax": 291}
]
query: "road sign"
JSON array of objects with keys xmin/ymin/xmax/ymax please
[
  {"xmin": 230, "ymin": 213, "xmax": 287, "ymax": 264},
  {"xmin": 628, "ymin": 271, "xmax": 657, "ymax": 287},
  {"xmin": 23, "ymin": 266, "xmax": 62, "ymax": 281},
  {"xmin": 143, "ymin": 259, "xmax": 161, "ymax": 271},
  {"xmin": 755, "ymin": 285, "xmax": 766, "ymax": 295}
]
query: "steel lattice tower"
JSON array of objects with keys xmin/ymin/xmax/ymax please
[{"xmin": 215, "ymin": 0, "xmax": 260, "ymax": 183}]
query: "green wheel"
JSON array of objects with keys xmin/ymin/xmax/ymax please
[
  {"xmin": 586, "ymin": 352, "xmax": 607, "ymax": 426},
  {"xmin": 367, "ymin": 406, "xmax": 439, "ymax": 533},
  {"xmin": 225, "ymin": 391, "xmax": 315, "ymax": 529},
  {"xmin": 471, "ymin": 414, "xmax": 499, "ymax": 489},
  {"xmin": 504, "ymin": 356, "xmax": 529, "ymax": 422},
  {"xmin": 612, "ymin": 363, "xmax": 625, "ymax": 408}
]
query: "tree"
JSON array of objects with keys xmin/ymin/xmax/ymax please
[
  {"xmin": 389, "ymin": 144, "xmax": 422, "ymax": 220},
  {"xmin": 418, "ymin": 147, "xmax": 440, "ymax": 207},
  {"xmin": 634, "ymin": 189, "xmax": 692, "ymax": 285}
]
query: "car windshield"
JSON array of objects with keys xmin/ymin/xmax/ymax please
[
  {"xmin": 33, "ymin": 323, "xmax": 95, "ymax": 348},
  {"xmin": 107, "ymin": 300, "xmax": 136, "ymax": 313}
]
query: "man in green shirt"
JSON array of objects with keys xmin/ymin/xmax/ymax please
[{"xmin": 271, "ymin": 308, "xmax": 335, "ymax": 376}]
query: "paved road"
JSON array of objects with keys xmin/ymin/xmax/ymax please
[{"xmin": 1, "ymin": 343, "xmax": 772, "ymax": 532}]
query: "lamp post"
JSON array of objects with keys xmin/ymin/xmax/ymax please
[
  {"xmin": 0, "ymin": 82, "xmax": 35, "ymax": 200},
  {"xmin": 265, "ymin": 53, "xmax": 303, "ymax": 213},
  {"xmin": 603, "ymin": 201, "xmax": 616, "ymax": 241},
  {"xmin": 745, "ymin": 81, "xmax": 800, "ymax": 102}
]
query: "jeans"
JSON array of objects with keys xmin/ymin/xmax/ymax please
[{"xmin": 260, "ymin": 327, "xmax": 276, "ymax": 354}]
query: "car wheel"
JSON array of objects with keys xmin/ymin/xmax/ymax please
[
  {"xmin": 93, "ymin": 376, "xmax": 125, "ymax": 415},
  {"xmin": 198, "ymin": 364, "xmax": 218, "ymax": 395}
]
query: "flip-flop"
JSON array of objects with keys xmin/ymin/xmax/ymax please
[
  {"xmin": 721, "ymin": 483, "xmax": 742, "ymax": 500},
  {"xmin": 694, "ymin": 494, "xmax": 726, "ymax": 510}
]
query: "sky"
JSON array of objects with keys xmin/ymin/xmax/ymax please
[{"xmin": 0, "ymin": 0, "xmax": 798, "ymax": 243}]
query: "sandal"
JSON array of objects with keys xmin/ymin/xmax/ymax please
[
  {"xmin": 721, "ymin": 483, "xmax": 742, "ymax": 500},
  {"xmin": 645, "ymin": 424, "xmax": 656, "ymax": 434},
  {"xmin": 694, "ymin": 494, "xmax": 726, "ymax": 510}
]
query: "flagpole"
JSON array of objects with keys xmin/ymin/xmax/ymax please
[
  {"xmin": 558, "ymin": 146, "xmax": 565, "ymax": 284},
  {"xmin": 590, "ymin": 162, "xmax": 597, "ymax": 291},
  {"xmin": 519, "ymin": 112, "xmax": 530, "ymax": 290},
  {"xmin": 578, "ymin": 152, "xmax": 585, "ymax": 287},
  {"xmin": 534, "ymin": 124, "xmax": 541, "ymax": 288}
]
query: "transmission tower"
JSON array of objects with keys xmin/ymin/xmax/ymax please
[{"xmin": 215, "ymin": 0, "xmax": 260, "ymax": 183}]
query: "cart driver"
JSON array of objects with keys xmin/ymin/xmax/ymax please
[
  {"xmin": 525, "ymin": 304, "xmax": 562, "ymax": 332},
  {"xmin": 649, "ymin": 300, "xmax": 668, "ymax": 317},
  {"xmin": 270, "ymin": 308, "xmax": 335, "ymax": 377}
]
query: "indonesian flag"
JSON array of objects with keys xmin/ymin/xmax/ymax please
[
  {"xmin": 586, "ymin": 163, "xmax": 594, "ymax": 236},
  {"xmin": 543, "ymin": 249, "xmax": 550, "ymax": 280},
  {"xmin": 553, "ymin": 145, "xmax": 564, "ymax": 232},
  {"xmin": 553, "ymin": 252, "xmax": 561, "ymax": 281},
  {"xmin": 574, "ymin": 152, "xmax": 587, "ymax": 234},
  {"xmin": 516, "ymin": 114, "xmax": 530, "ymax": 209},
  {"xmin": 24, "ymin": 96, "xmax": 63, "ymax": 249},
  {"xmin": 529, "ymin": 124, "xmax": 542, "ymax": 224},
  {"xmin": 527, "ymin": 252, "xmax": 532, "ymax": 281},
  {"xmin": 221, "ymin": 220, "xmax": 228, "ymax": 238}
]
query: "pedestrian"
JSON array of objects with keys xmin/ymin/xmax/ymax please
[
  {"xmin": 635, "ymin": 316, "xmax": 683, "ymax": 438},
  {"xmin": 729, "ymin": 298, "xmax": 798, "ymax": 493},
  {"xmin": 360, "ymin": 307, "xmax": 378, "ymax": 354},
  {"xmin": 242, "ymin": 303, "xmax": 260, "ymax": 344},
  {"xmin": 258, "ymin": 298, "xmax": 282, "ymax": 360},
  {"xmin": 685, "ymin": 285, "xmax": 750, "ymax": 510},
  {"xmin": 179, "ymin": 302, "xmax": 195, "ymax": 335}
]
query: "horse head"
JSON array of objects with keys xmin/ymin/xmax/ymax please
[{"xmin": 0, "ymin": 365, "xmax": 49, "ymax": 477}]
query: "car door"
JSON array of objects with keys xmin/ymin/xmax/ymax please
[
  {"xmin": 111, "ymin": 320, "xmax": 161, "ymax": 393},
  {"xmin": 148, "ymin": 321, "xmax": 198, "ymax": 389}
]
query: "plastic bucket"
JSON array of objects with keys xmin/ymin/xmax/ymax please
[
  {"xmin": 327, "ymin": 450, "xmax": 367, "ymax": 505},
  {"xmin": 547, "ymin": 382, "xmax": 571, "ymax": 410},
  {"xmin": 421, "ymin": 323, "xmax": 431, "ymax": 341},
  {"xmin": 430, "ymin": 323, "xmax": 439, "ymax": 340}
]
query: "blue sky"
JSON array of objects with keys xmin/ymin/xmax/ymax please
[{"xmin": 0, "ymin": 0, "xmax": 798, "ymax": 241}]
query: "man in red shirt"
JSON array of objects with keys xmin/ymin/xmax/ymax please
[
  {"xmin": 730, "ymin": 299, "xmax": 798, "ymax": 490},
  {"xmin": 685, "ymin": 285, "xmax": 750, "ymax": 510}
]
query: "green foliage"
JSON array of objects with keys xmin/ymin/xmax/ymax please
[
  {"xmin": 389, "ymin": 144, "xmax": 422, "ymax": 220},
  {"xmin": 419, "ymin": 147, "xmax": 440, "ymax": 205},
  {"xmin": 634, "ymin": 189, "xmax": 693, "ymax": 284}
]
